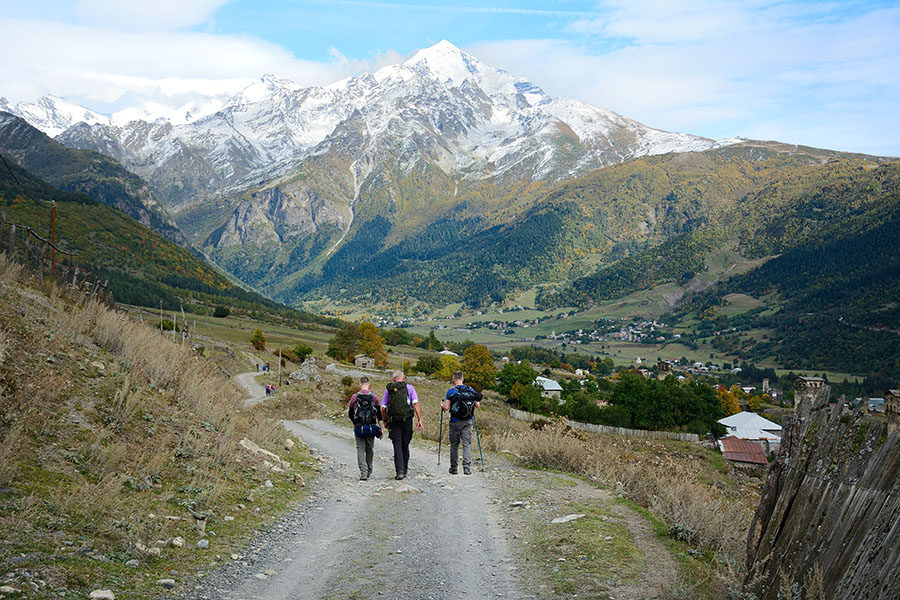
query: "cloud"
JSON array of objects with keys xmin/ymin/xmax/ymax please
[
  {"xmin": 0, "ymin": 17, "xmax": 398, "ymax": 111},
  {"xmin": 467, "ymin": 2, "xmax": 900, "ymax": 154},
  {"xmin": 74, "ymin": 0, "xmax": 232, "ymax": 31}
]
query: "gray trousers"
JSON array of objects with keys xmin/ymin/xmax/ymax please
[
  {"xmin": 449, "ymin": 420, "xmax": 473, "ymax": 469},
  {"xmin": 355, "ymin": 435, "xmax": 375, "ymax": 477}
]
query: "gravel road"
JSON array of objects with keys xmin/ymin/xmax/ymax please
[{"xmin": 177, "ymin": 418, "xmax": 527, "ymax": 600}]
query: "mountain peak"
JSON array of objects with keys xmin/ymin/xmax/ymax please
[{"xmin": 403, "ymin": 40, "xmax": 485, "ymax": 87}]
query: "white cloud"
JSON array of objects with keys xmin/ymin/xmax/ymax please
[
  {"xmin": 467, "ymin": 2, "xmax": 900, "ymax": 155},
  {"xmin": 0, "ymin": 17, "xmax": 399, "ymax": 113},
  {"xmin": 75, "ymin": 0, "xmax": 232, "ymax": 31}
]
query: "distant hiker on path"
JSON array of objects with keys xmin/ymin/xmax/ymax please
[
  {"xmin": 348, "ymin": 376, "xmax": 382, "ymax": 480},
  {"xmin": 442, "ymin": 371, "xmax": 482, "ymax": 475},
  {"xmin": 382, "ymin": 371, "xmax": 423, "ymax": 480}
]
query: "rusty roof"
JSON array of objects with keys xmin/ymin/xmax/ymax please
[{"xmin": 719, "ymin": 436, "xmax": 768, "ymax": 465}]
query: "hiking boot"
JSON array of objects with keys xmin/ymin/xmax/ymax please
[
  {"xmin": 395, "ymin": 473, "xmax": 405, "ymax": 480},
  {"xmin": 449, "ymin": 467, "xmax": 458, "ymax": 475},
  {"xmin": 367, "ymin": 468, "xmax": 373, "ymax": 478},
  {"xmin": 359, "ymin": 475, "xmax": 368, "ymax": 481},
  {"xmin": 463, "ymin": 466, "xmax": 472, "ymax": 475}
]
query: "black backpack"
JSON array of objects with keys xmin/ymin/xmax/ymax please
[
  {"xmin": 450, "ymin": 386, "xmax": 481, "ymax": 420},
  {"xmin": 353, "ymin": 392, "xmax": 379, "ymax": 426},
  {"xmin": 386, "ymin": 381, "xmax": 414, "ymax": 422}
]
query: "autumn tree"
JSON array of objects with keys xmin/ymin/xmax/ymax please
[
  {"xmin": 717, "ymin": 386, "xmax": 741, "ymax": 417},
  {"xmin": 358, "ymin": 321, "xmax": 388, "ymax": 367},
  {"xmin": 251, "ymin": 328, "xmax": 266, "ymax": 351},
  {"xmin": 461, "ymin": 344, "xmax": 497, "ymax": 390},
  {"xmin": 435, "ymin": 354, "xmax": 462, "ymax": 381}
]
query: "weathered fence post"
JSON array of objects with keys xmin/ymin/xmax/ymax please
[{"xmin": 8, "ymin": 223, "xmax": 15, "ymax": 258}]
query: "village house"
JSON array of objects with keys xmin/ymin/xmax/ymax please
[
  {"xmin": 718, "ymin": 411, "xmax": 782, "ymax": 455},
  {"xmin": 718, "ymin": 436, "xmax": 769, "ymax": 466},
  {"xmin": 535, "ymin": 376, "xmax": 562, "ymax": 401}
]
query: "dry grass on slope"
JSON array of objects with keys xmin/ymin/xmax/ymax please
[
  {"xmin": 0, "ymin": 255, "xmax": 313, "ymax": 599},
  {"xmin": 491, "ymin": 422, "xmax": 759, "ymax": 594}
]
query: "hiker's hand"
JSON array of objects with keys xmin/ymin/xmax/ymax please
[{"xmin": 415, "ymin": 419, "xmax": 423, "ymax": 431}]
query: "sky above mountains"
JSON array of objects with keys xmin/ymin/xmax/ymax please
[{"xmin": 1, "ymin": 0, "xmax": 898, "ymax": 155}]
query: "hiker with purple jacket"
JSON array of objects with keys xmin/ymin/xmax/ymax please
[{"xmin": 381, "ymin": 371, "xmax": 423, "ymax": 480}]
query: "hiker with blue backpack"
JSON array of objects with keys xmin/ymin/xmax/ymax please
[
  {"xmin": 348, "ymin": 376, "xmax": 383, "ymax": 481},
  {"xmin": 381, "ymin": 371, "xmax": 423, "ymax": 480},
  {"xmin": 441, "ymin": 370, "xmax": 482, "ymax": 475}
]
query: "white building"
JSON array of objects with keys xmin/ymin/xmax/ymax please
[
  {"xmin": 535, "ymin": 376, "xmax": 563, "ymax": 401},
  {"xmin": 718, "ymin": 411, "xmax": 782, "ymax": 454}
]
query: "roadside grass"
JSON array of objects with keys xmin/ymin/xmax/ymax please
[
  {"xmin": 528, "ymin": 502, "xmax": 642, "ymax": 598},
  {"xmin": 0, "ymin": 255, "xmax": 317, "ymax": 599},
  {"xmin": 490, "ymin": 423, "xmax": 756, "ymax": 595}
]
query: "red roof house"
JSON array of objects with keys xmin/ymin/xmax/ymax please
[{"xmin": 718, "ymin": 435, "xmax": 768, "ymax": 465}]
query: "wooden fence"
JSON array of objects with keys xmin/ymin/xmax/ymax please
[
  {"xmin": 507, "ymin": 407, "xmax": 700, "ymax": 442},
  {"xmin": 0, "ymin": 212, "xmax": 114, "ymax": 308}
]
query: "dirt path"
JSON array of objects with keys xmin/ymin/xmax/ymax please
[
  {"xmin": 204, "ymin": 374, "xmax": 681, "ymax": 600},
  {"xmin": 181, "ymin": 418, "xmax": 525, "ymax": 600}
]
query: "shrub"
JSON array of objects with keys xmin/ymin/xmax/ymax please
[
  {"xmin": 293, "ymin": 343, "xmax": 313, "ymax": 362},
  {"xmin": 251, "ymin": 328, "xmax": 266, "ymax": 351},
  {"xmin": 213, "ymin": 306, "xmax": 230, "ymax": 318}
]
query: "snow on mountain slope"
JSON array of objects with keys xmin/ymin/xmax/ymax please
[{"xmin": 8, "ymin": 41, "xmax": 733, "ymax": 206}]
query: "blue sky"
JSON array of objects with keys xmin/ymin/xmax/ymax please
[{"xmin": 1, "ymin": 0, "xmax": 898, "ymax": 155}]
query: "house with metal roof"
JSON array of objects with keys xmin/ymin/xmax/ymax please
[
  {"xmin": 718, "ymin": 411, "xmax": 782, "ymax": 454},
  {"xmin": 718, "ymin": 436, "xmax": 768, "ymax": 466},
  {"xmin": 535, "ymin": 376, "xmax": 562, "ymax": 401}
]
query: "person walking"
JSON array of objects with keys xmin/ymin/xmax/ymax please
[
  {"xmin": 348, "ymin": 376, "xmax": 382, "ymax": 481},
  {"xmin": 441, "ymin": 371, "xmax": 482, "ymax": 475},
  {"xmin": 382, "ymin": 370, "xmax": 423, "ymax": 480}
]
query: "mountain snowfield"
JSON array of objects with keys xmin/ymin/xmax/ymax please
[
  {"xmin": 3, "ymin": 40, "xmax": 745, "ymax": 304},
  {"xmin": 7, "ymin": 41, "xmax": 737, "ymax": 193}
]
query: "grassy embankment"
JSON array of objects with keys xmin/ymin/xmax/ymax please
[{"xmin": 0, "ymin": 255, "xmax": 317, "ymax": 600}]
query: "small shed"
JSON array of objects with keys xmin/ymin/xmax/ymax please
[
  {"xmin": 535, "ymin": 376, "xmax": 563, "ymax": 401},
  {"xmin": 354, "ymin": 354, "xmax": 375, "ymax": 369}
]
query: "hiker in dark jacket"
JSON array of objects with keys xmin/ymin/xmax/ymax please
[
  {"xmin": 381, "ymin": 371, "xmax": 423, "ymax": 480},
  {"xmin": 348, "ymin": 376, "xmax": 382, "ymax": 480},
  {"xmin": 441, "ymin": 371, "xmax": 481, "ymax": 475}
]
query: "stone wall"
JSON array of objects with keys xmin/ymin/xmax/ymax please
[{"xmin": 746, "ymin": 385, "xmax": 900, "ymax": 599}]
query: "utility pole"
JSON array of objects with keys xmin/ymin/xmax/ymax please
[{"xmin": 50, "ymin": 201, "xmax": 56, "ymax": 280}]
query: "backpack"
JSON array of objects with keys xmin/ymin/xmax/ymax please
[
  {"xmin": 449, "ymin": 386, "xmax": 481, "ymax": 420},
  {"xmin": 386, "ymin": 381, "xmax": 414, "ymax": 422},
  {"xmin": 353, "ymin": 392, "xmax": 379, "ymax": 426}
]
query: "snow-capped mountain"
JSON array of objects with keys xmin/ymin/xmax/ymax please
[
  {"xmin": 15, "ymin": 42, "xmax": 733, "ymax": 204},
  {"xmin": 4, "ymin": 41, "xmax": 742, "ymax": 303},
  {"xmin": 0, "ymin": 95, "xmax": 111, "ymax": 138}
]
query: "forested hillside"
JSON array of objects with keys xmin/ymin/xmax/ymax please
[{"xmin": 0, "ymin": 157, "xmax": 338, "ymax": 327}]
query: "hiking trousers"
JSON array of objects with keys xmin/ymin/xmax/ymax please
[
  {"xmin": 388, "ymin": 417, "xmax": 413, "ymax": 475},
  {"xmin": 355, "ymin": 434, "xmax": 375, "ymax": 478},
  {"xmin": 449, "ymin": 419, "xmax": 473, "ymax": 469}
]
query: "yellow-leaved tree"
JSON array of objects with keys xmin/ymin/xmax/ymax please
[
  {"xmin": 461, "ymin": 344, "xmax": 497, "ymax": 390},
  {"xmin": 435, "ymin": 354, "xmax": 462, "ymax": 381},
  {"xmin": 357, "ymin": 322, "xmax": 388, "ymax": 367},
  {"xmin": 717, "ymin": 386, "xmax": 741, "ymax": 417}
]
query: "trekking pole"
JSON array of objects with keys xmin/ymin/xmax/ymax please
[
  {"xmin": 472, "ymin": 413, "xmax": 485, "ymax": 469},
  {"xmin": 437, "ymin": 408, "xmax": 444, "ymax": 465}
]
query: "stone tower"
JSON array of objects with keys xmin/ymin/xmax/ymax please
[
  {"xmin": 886, "ymin": 389, "xmax": 900, "ymax": 433},
  {"xmin": 793, "ymin": 376, "xmax": 830, "ymax": 419},
  {"xmin": 657, "ymin": 361, "xmax": 672, "ymax": 381}
]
